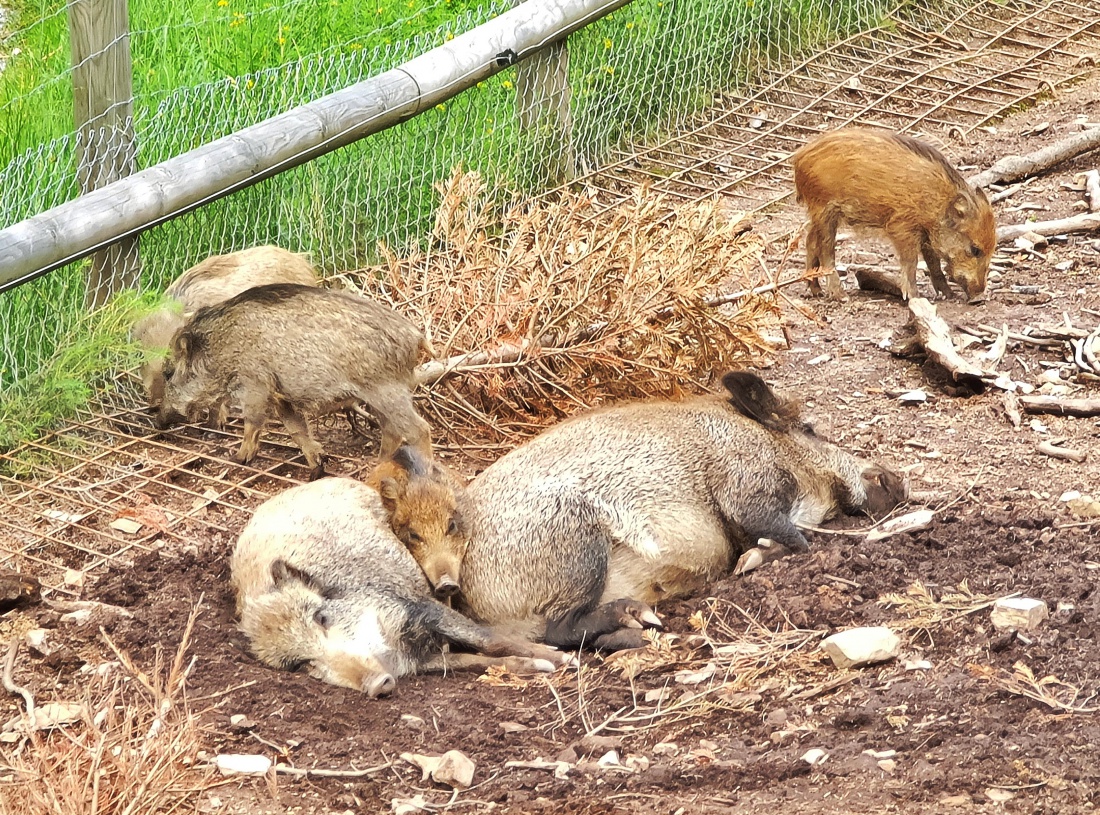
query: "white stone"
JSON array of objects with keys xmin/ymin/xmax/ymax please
[
  {"xmin": 898, "ymin": 389, "xmax": 927, "ymax": 404},
  {"xmin": 109, "ymin": 518, "xmax": 143, "ymax": 535},
  {"xmin": 991, "ymin": 598, "xmax": 1048, "ymax": 631},
  {"xmin": 432, "ymin": 750, "xmax": 475, "ymax": 789},
  {"xmin": 214, "ymin": 754, "xmax": 272, "ymax": 776},
  {"xmin": 597, "ymin": 750, "xmax": 621, "ymax": 767},
  {"xmin": 822, "ymin": 627, "xmax": 901, "ymax": 669},
  {"xmin": 801, "ymin": 748, "xmax": 828, "ymax": 766}
]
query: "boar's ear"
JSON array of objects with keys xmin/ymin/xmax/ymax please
[
  {"xmin": 946, "ymin": 194, "xmax": 972, "ymax": 225},
  {"xmin": 375, "ymin": 477, "xmax": 404, "ymax": 515},
  {"xmin": 391, "ymin": 442, "xmax": 428, "ymax": 477},
  {"xmin": 270, "ymin": 559, "xmax": 324, "ymax": 594},
  {"xmin": 721, "ymin": 371, "xmax": 800, "ymax": 432},
  {"xmin": 861, "ymin": 467, "xmax": 908, "ymax": 519}
]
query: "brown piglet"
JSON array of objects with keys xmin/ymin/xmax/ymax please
[{"xmin": 793, "ymin": 128, "xmax": 996, "ymax": 302}]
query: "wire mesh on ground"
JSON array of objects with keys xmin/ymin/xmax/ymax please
[
  {"xmin": 564, "ymin": 0, "xmax": 1100, "ymax": 231},
  {"xmin": 2, "ymin": 0, "xmax": 1099, "ymax": 596}
]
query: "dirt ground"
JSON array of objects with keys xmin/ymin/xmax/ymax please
[{"xmin": 4, "ymin": 75, "xmax": 1100, "ymax": 815}]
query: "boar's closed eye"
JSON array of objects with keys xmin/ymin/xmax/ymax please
[{"xmin": 969, "ymin": 244, "xmax": 983, "ymax": 258}]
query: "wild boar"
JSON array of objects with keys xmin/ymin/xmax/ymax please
[
  {"xmin": 365, "ymin": 444, "xmax": 467, "ymax": 599},
  {"xmin": 133, "ymin": 245, "xmax": 318, "ymax": 410},
  {"xmin": 793, "ymin": 128, "xmax": 996, "ymax": 302},
  {"xmin": 458, "ymin": 371, "xmax": 907, "ymax": 651},
  {"xmin": 157, "ymin": 284, "xmax": 431, "ymax": 479},
  {"xmin": 232, "ymin": 477, "xmax": 570, "ymax": 696}
]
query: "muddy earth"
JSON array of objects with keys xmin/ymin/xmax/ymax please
[{"xmin": 3, "ymin": 77, "xmax": 1100, "ymax": 815}]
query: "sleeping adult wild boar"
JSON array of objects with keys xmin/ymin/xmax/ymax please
[
  {"xmin": 457, "ymin": 371, "xmax": 907, "ymax": 651},
  {"xmin": 133, "ymin": 245, "xmax": 318, "ymax": 409},
  {"xmin": 232, "ymin": 477, "xmax": 570, "ymax": 696},
  {"xmin": 793, "ymin": 128, "xmax": 996, "ymax": 302},
  {"xmin": 157, "ymin": 284, "xmax": 431, "ymax": 479}
]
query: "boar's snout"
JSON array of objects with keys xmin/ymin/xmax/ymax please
[
  {"xmin": 433, "ymin": 575, "xmax": 460, "ymax": 599},
  {"xmin": 365, "ymin": 672, "xmax": 396, "ymax": 698},
  {"xmin": 155, "ymin": 408, "xmax": 187, "ymax": 430}
]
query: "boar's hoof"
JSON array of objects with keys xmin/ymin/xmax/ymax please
[
  {"xmin": 307, "ymin": 461, "xmax": 329, "ymax": 482},
  {"xmin": 594, "ymin": 628, "xmax": 650, "ymax": 652}
]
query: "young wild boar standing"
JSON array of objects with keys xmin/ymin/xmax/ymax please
[
  {"xmin": 365, "ymin": 444, "xmax": 467, "ymax": 599},
  {"xmin": 458, "ymin": 371, "xmax": 907, "ymax": 651},
  {"xmin": 157, "ymin": 284, "xmax": 431, "ymax": 479},
  {"xmin": 793, "ymin": 128, "xmax": 996, "ymax": 302},
  {"xmin": 232, "ymin": 477, "xmax": 570, "ymax": 696},
  {"xmin": 133, "ymin": 245, "xmax": 318, "ymax": 409}
]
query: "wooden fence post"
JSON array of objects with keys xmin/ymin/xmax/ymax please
[
  {"xmin": 69, "ymin": 0, "xmax": 140, "ymax": 310},
  {"xmin": 513, "ymin": 0, "xmax": 574, "ymax": 186}
]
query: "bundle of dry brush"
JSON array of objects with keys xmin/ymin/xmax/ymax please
[{"xmin": 344, "ymin": 169, "xmax": 782, "ymax": 449}]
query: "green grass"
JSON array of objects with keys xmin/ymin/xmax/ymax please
[
  {"xmin": 0, "ymin": 290, "xmax": 155, "ymax": 453},
  {"xmin": 0, "ymin": 0, "xmax": 892, "ymax": 446}
]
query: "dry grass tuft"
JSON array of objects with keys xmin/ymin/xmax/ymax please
[
  {"xmin": 969, "ymin": 661, "xmax": 1099, "ymax": 714},
  {"xmin": 339, "ymin": 168, "xmax": 781, "ymax": 448},
  {"xmin": 878, "ymin": 580, "xmax": 1007, "ymax": 630},
  {"xmin": 0, "ymin": 605, "xmax": 213, "ymax": 815}
]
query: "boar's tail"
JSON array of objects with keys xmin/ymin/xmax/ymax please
[{"xmin": 720, "ymin": 370, "xmax": 802, "ymax": 433}]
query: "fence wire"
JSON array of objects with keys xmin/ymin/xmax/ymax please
[{"xmin": 0, "ymin": 0, "xmax": 890, "ymax": 392}]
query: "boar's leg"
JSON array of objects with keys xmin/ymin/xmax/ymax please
[
  {"xmin": 890, "ymin": 230, "xmax": 922, "ymax": 301},
  {"xmin": 805, "ymin": 209, "xmax": 845, "ymax": 299},
  {"xmin": 274, "ymin": 400, "xmax": 326, "ymax": 480},
  {"xmin": 543, "ymin": 598, "xmax": 663, "ymax": 652},
  {"xmin": 420, "ymin": 652, "xmax": 561, "ymax": 675},
  {"xmin": 359, "ymin": 384, "xmax": 432, "ymax": 459},
  {"xmin": 421, "ymin": 601, "xmax": 572, "ymax": 669},
  {"xmin": 919, "ymin": 241, "xmax": 955, "ymax": 300},
  {"xmin": 233, "ymin": 379, "xmax": 277, "ymax": 465}
]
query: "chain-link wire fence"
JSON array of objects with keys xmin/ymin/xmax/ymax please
[{"xmin": 0, "ymin": 0, "xmax": 892, "ymax": 396}]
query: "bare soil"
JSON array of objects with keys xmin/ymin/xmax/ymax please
[{"xmin": 4, "ymin": 77, "xmax": 1100, "ymax": 815}]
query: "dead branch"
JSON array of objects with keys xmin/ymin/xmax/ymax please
[
  {"xmin": 1019, "ymin": 395, "xmax": 1100, "ymax": 417},
  {"xmin": 1002, "ymin": 391, "xmax": 1022, "ymax": 430},
  {"xmin": 275, "ymin": 761, "xmax": 393, "ymax": 779},
  {"xmin": 907, "ymin": 298, "xmax": 989, "ymax": 386},
  {"xmin": 969, "ymin": 128, "xmax": 1100, "ymax": 188},
  {"xmin": 997, "ymin": 212, "xmax": 1100, "ymax": 243},
  {"xmin": 1083, "ymin": 170, "xmax": 1100, "ymax": 213},
  {"xmin": 854, "ymin": 268, "xmax": 903, "ymax": 298},
  {"xmin": 2, "ymin": 637, "xmax": 35, "ymax": 723},
  {"xmin": 1036, "ymin": 441, "xmax": 1087, "ymax": 463},
  {"xmin": 956, "ymin": 322, "xmax": 1063, "ymax": 349}
]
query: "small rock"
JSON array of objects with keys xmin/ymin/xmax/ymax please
[
  {"xmin": 653, "ymin": 742, "xmax": 679, "ymax": 756},
  {"xmin": 808, "ymin": 353, "xmax": 831, "ymax": 366},
  {"xmin": 764, "ymin": 709, "xmax": 787, "ymax": 727},
  {"xmin": 624, "ymin": 754, "xmax": 650, "ymax": 772},
  {"xmin": 432, "ymin": 750, "xmax": 475, "ymax": 789},
  {"xmin": 644, "ymin": 687, "xmax": 671, "ymax": 704},
  {"xmin": 1066, "ymin": 495, "xmax": 1100, "ymax": 519},
  {"xmin": 392, "ymin": 794, "xmax": 429, "ymax": 815},
  {"xmin": 877, "ymin": 759, "xmax": 897, "ymax": 774},
  {"xmin": 822, "ymin": 627, "xmax": 901, "ymax": 669},
  {"xmin": 63, "ymin": 569, "xmax": 84, "ymax": 588},
  {"xmin": 990, "ymin": 598, "xmax": 1048, "ymax": 631},
  {"xmin": 897, "ymin": 389, "xmax": 927, "ymax": 404},
  {"xmin": 578, "ymin": 734, "xmax": 622, "ymax": 754},
  {"xmin": 24, "ymin": 629, "xmax": 51, "ymax": 655},
  {"xmin": 500, "ymin": 721, "xmax": 528, "ymax": 733},
  {"xmin": 229, "ymin": 714, "xmax": 256, "ymax": 732},
  {"xmin": 674, "ymin": 662, "xmax": 716, "ymax": 685},
  {"xmin": 109, "ymin": 518, "xmax": 143, "ymax": 535},
  {"xmin": 801, "ymin": 748, "xmax": 828, "ymax": 766},
  {"xmin": 214, "ymin": 754, "xmax": 272, "ymax": 776},
  {"xmin": 400, "ymin": 714, "xmax": 426, "ymax": 730},
  {"xmin": 904, "ymin": 659, "xmax": 932, "ymax": 671},
  {"xmin": 597, "ymin": 750, "xmax": 620, "ymax": 768},
  {"xmin": 940, "ymin": 794, "xmax": 972, "ymax": 806},
  {"xmin": 60, "ymin": 609, "xmax": 93, "ymax": 626},
  {"xmin": 985, "ymin": 787, "xmax": 1015, "ymax": 803}
]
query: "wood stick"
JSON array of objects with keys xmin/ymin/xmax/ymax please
[
  {"xmin": 1036, "ymin": 442, "xmax": 1087, "ymax": 463},
  {"xmin": 969, "ymin": 128, "xmax": 1100, "ymax": 189},
  {"xmin": 2, "ymin": 638, "xmax": 35, "ymax": 724},
  {"xmin": 1084, "ymin": 170, "xmax": 1100, "ymax": 213},
  {"xmin": 1019, "ymin": 395, "xmax": 1100, "ymax": 417},
  {"xmin": 997, "ymin": 212, "xmax": 1100, "ymax": 243},
  {"xmin": 854, "ymin": 268, "xmax": 903, "ymax": 298},
  {"xmin": 274, "ymin": 761, "xmax": 393, "ymax": 779},
  {"xmin": 907, "ymin": 298, "xmax": 988, "ymax": 385}
]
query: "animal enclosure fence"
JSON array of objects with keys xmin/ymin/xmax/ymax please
[
  {"xmin": 0, "ymin": 0, "xmax": 888, "ymax": 393},
  {"xmin": 1, "ymin": 0, "xmax": 1098, "ymax": 596}
]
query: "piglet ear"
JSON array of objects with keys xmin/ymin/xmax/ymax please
[
  {"xmin": 947, "ymin": 194, "xmax": 971, "ymax": 224},
  {"xmin": 720, "ymin": 370, "xmax": 800, "ymax": 432},
  {"xmin": 270, "ymin": 559, "xmax": 318, "ymax": 591}
]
